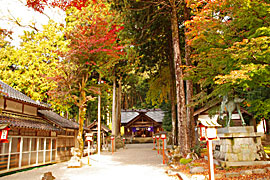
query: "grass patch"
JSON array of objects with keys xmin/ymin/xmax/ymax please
[
  {"xmin": 264, "ymin": 145, "xmax": 270, "ymax": 154},
  {"xmin": 180, "ymin": 158, "xmax": 193, "ymax": 165},
  {"xmin": 190, "ymin": 163, "xmax": 201, "ymax": 167}
]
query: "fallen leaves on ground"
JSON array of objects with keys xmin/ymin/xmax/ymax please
[{"xmin": 170, "ymin": 158, "xmax": 270, "ymax": 180}]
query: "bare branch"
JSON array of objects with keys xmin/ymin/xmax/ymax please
[{"xmin": 7, "ymin": 9, "xmax": 39, "ymax": 32}]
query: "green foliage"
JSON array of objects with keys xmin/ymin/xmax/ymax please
[
  {"xmin": 190, "ymin": 144, "xmax": 202, "ymax": 156},
  {"xmin": 186, "ymin": 0, "xmax": 270, "ymax": 122},
  {"xmin": 146, "ymin": 66, "xmax": 171, "ymax": 106},
  {"xmin": 112, "ymin": 0, "xmax": 176, "ymax": 110},
  {"xmin": 0, "ymin": 21, "xmax": 68, "ymax": 108},
  {"xmin": 160, "ymin": 101, "xmax": 172, "ymax": 131},
  {"xmin": 180, "ymin": 158, "xmax": 192, "ymax": 165}
]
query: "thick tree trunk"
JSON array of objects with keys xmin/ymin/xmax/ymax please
[
  {"xmin": 184, "ymin": 3, "xmax": 195, "ymax": 149},
  {"xmin": 168, "ymin": 37, "xmax": 177, "ymax": 146},
  {"xmin": 116, "ymin": 77, "xmax": 122, "ymax": 136},
  {"xmin": 170, "ymin": 0, "xmax": 189, "ymax": 154},
  {"xmin": 112, "ymin": 77, "xmax": 117, "ymax": 136}
]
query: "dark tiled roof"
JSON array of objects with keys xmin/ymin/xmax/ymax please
[
  {"xmin": 121, "ymin": 109, "xmax": 164, "ymax": 123},
  {"xmin": 0, "ymin": 80, "xmax": 49, "ymax": 109},
  {"xmin": 39, "ymin": 110, "xmax": 80, "ymax": 129},
  {"xmin": 0, "ymin": 111, "xmax": 59, "ymax": 131}
]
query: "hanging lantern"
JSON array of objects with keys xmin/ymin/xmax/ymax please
[{"xmin": 0, "ymin": 124, "xmax": 10, "ymax": 143}]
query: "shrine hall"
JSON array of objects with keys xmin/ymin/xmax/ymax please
[{"xmin": 121, "ymin": 109, "xmax": 164, "ymax": 142}]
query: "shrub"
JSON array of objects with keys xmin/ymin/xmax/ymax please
[{"xmin": 180, "ymin": 158, "xmax": 192, "ymax": 165}]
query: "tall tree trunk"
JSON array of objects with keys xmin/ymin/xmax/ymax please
[
  {"xmin": 116, "ymin": 76, "xmax": 122, "ymax": 136},
  {"xmin": 170, "ymin": 0, "xmax": 189, "ymax": 154},
  {"xmin": 112, "ymin": 77, "xmax": 117, "ymax": 136},
  {"xmin": 125, "ymin": 93, "xmax": 128, "ymax": 109},
  {"xmin": 78, "ymin": 77, "xmax": 87, "ymax": 158},
  {"xmin": 184, "ymin": 3, "xmax": 195, "ymax": 149},
  {"xmin": 168, "ymin": 36, "xmax": 177, "ymax": 146}
]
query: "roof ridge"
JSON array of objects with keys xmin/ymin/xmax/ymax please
[{"xmin": 0, "ymin": 80, "xmax": 49, "ymax": 108}]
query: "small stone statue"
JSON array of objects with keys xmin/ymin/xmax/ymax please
[
  {"xmin": 41, "ymin": 172, "xmax": 55, "ymax": 180},
  {"xmin": 219, "ymin": 95, "xmax": 246, "ymax": 127}
]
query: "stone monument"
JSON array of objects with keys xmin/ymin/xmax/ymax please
[{"xmin": 213, "ymin": 126, "xmax": 270, "ymax": 167}]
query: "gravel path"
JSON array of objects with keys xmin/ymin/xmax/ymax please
[{"xmin": 0, "ymin": 143, "xmax": 176, "ymax": 180}]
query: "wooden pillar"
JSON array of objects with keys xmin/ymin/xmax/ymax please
[
  {"xmin": 7, "ymin": 137, "xmax": 12, "ymax": 170},
  {"xmin": 102, "ymin": 133, "xmax": 105, "ymax": 148},
  {"xmin": 29, "ymin": 138, "xmax": 32, "ymax": 165},
  {"xmin": 43, "ymin": 138, "xmax": 46, "ymax": 163},
  {"xmin": 50, "ymin": 138, "xmax": 53, "ymax": 162},
  {"xmin": 55, "ymin": 138, "xmax": 59, "ymax": 162},
  {"xmin": 19, "ymin": 137, "xmax": 23, "ymax": 168},
  {"xmin": 36, "ymin": 138, "xmax": 39, "ymax": 165},
  {"xmin": 16, "ymin": 138, "xmax": 20, "ymax": 167}
]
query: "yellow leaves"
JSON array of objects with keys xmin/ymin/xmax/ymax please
[{"xmin": 214, "ymin": 64, "xmax": 267, "ymax": 85}]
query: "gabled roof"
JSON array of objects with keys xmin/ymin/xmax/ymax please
[
  {"xmin": 88, "ymin": 120, "xmax": 111, "ymax": 133},
  {"xmin": 0, "ymin": 111, "xmax": 59, "ymax": 131},
  {"xmin": 39, "ymin": 110, "xmax": 79, "ymax": 129},
  {"xmin": 0, "ymin": 80, "xmax": 49, "ymax": 109},
  {"xmin": 121, "ymin": 110, "xmax": 140, "ymax": 124},
  {"xmin": 121, "ymin": 109, "xmax": 164, "ymax": 124}
]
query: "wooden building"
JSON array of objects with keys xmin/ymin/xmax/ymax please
[
  {"xmin": 38, "ymin": 110, "xmax": 81, "ymax": 161},
  {"xmin": 87, "ymin": 120, "xmax": 111, "ymax": 149},
  {"xmin": 0, "ymin": 80, "xmax": 59, "ymax": 173},
  {"xmin": 121, "ymin": 109, "xmax": 163, "ymax": 139},
  {"xmin": 0, "ymin": 80, "xmax": 84, "ymax": 173}
]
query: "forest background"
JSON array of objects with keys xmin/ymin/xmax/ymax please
[{"xmin": 0, "ymin": 0, "xmax": 269, "ymax": 154}]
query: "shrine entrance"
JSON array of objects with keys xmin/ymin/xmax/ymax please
[
  {"xmin": 121, "ymin": 109, "xmax": 163, "ymax": 142},
  {"xmin": 132, "ymin": 127, "xmax": 153, "ymax": 137}
]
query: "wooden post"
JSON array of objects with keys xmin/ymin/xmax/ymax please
[
  {"xmin": 50, "ymin": 138, "xmax": 53, "ymax": 162},
  {"xmin": 98, "ymin": 78, "xmax": 101, "ymax": 157},
  {"xmin": 19, "ymin": 137, "xmax": 23, "ymax": 168},
  {"xmin": 162, "ymin": 139, "xmax": 165, "ymax": 164},
  {"xmin": 55, "ymin": 138, "xmax": 58, "ymax": 162},
  {"xmin": 153, "ymin": 138, "xmax": 155, "ymax": 150},
  {"xmin": 29, "ymin": 138, "xmax": 32, "ymax": 165},
  {"xmin": 7, "ymin": 137, "xmax": 12, "ymax": 170},
  {"xmin": 36, "ymin": 138, "xmax": 39, "ymax": 165},
  {"xmin": 43, "ymin": 138, "xmax": 46, "ymax": 163},
  {"xmin": 112, "ymin": 139, "xmax": 114, "ymax": 155},
  {"xmin": 88, "ymin": 141, "xmax": 90, "ymax": 165},
  {"xmin": 102, "ymin": 133, "xmax": 105, "ymax": 150},
  {"xmin": 208, "ymin": 140, "xmax": 215, "ymax": 180}
]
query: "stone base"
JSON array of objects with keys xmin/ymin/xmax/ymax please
[
  {"xmin": 217, "ymin": 126, "xmax": 255, "ymax": 134},
  {"xmin": 67, "ymin": 156, "xmax": 82, "ymax": 168},
  {"xmin": 213, "ymin": 126, "xmax": 265, "ymax": 162},
  {"xmin": 218, "ymin": 160, "xmax": 270, "ymax": 168}
]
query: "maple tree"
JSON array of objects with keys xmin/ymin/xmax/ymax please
[{"xmin": 47, "ymin": 1, "xmax": 125, "ymax": 156}]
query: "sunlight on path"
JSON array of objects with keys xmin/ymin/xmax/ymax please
[{"xmin": 0, "ymin": 144, "xmax": 176, "ymax": 180}]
